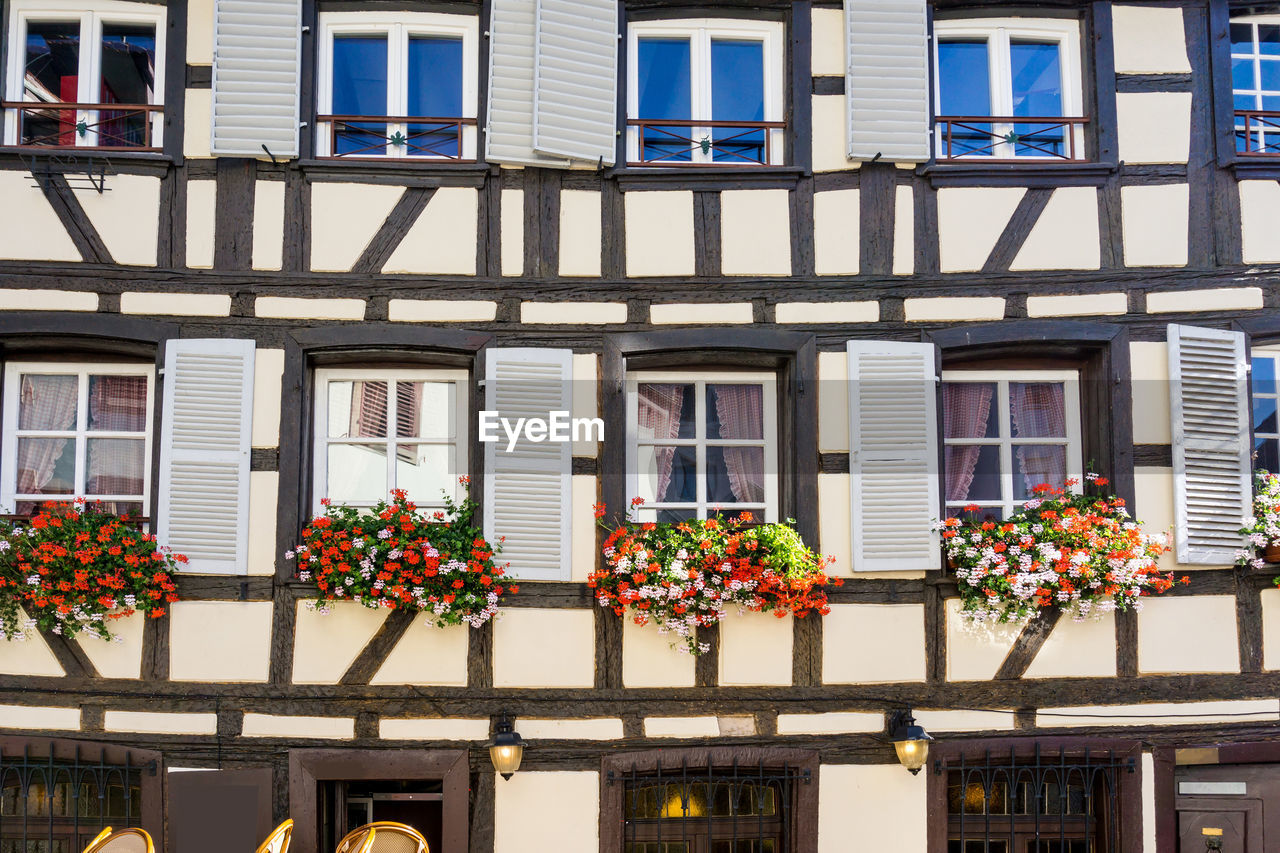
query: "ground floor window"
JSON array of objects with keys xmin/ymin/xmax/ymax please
[{"xmin": 318, "ymin": 779, "xmax": 443, "ymax": 853}]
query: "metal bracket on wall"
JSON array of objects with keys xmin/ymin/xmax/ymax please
[{"xmin": 22, "ymin": 152, "xmax": 112, "ymax": 194}]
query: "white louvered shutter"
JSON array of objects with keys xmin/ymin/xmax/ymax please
[
  {"xmin": 483, "ymin": 348, "xmax": 573, "ymax": 580},
  {"xmin": 848, "ymin": 340, "xmax": 940, "ymax": 571},
  {"xmin": 211, "ymin": 0, "xmax": 302, "ymax": 157},
  {"xmin": 532, "ymin": 0, "xmax": 618, "ymax": 164},
  {"xmin": 844, "ymin": 0, "xmax": 931, "ymax": 161},
  {"xmin": 1168, "ymin": 324, "xmax": 1252, "ymax": 565},
  {"xmin": 486, "ymin": 0, "xmax": 570, "ymax": 167},
  {"xmin": 156, "ymin": 339, "xmax": 255, "ymax": 574}
]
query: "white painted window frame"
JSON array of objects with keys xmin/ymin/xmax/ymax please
[
  {"xmin": 312, "ymin": 367, "xmax": 469, "ymax": 514},
  {"xmin": 1251, "ymin": 345, "xmax": 1280, "ymax": 468},
  {"xmin": 940, "ymin": 368, "xmax": 1083, "ymax": 518},
  {"xmin": 316, "ymin": 11, "xmax": 479, "ymax": 159},
  {"xmin": 0, "ymin": 361, "xmax": 155, "ymax": 513},
  {"xmin": 1230, "ymin": 15, "xmax": 1280, "ymax": 153},
  {"xmin": 625, "ymin": 370, "xmax": 779, "ymax": 521},
  {"xmin": 626, "ymin": 18, "xmax": 785, "ymax": 166},
  {"xmin": 3, "ymin": 0, "xmax": 166, "ymax": 148},
  {"xmin": 932, "ymin": 17, "xmax": 1084, "ymax": 160}
]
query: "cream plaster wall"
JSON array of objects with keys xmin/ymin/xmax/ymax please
[
  {"xmin": 1138, "ymin": 596, "xmax": 1240, "ymax": 673},
  {"xmin": 811, "ymin": 95, "xmax": 849, "ymax": 172},
  {"xmin": 493, "ymin": 608, "xmax": 594, "ymax": 688},
  {"xmin": 945, "ymin": 598, "xmax": 1028, "ymax": 681},
  {"xmin": 389, "ymin": 300, "xmax": 498, "ymax": 323},
  {"xmin": 776, "ymin": 302, "xmax": 877, "ymax": 324},
  {"xmin": 0, "ymin": 705, "xmax": 80, "ymax": 731},
  {"xmin": 255, "ymin": 297, "xmax": 365, "ymax": 320},
  {"xmin": 252, "ymin": 349, "xmax": 284, "ymax": 447},
  {"xmin": 1142, "ymin": 752, "xmax": 1157, "ymax": 853},
  {"xmin": 1147, "ymin": 287, "xmax": 1264, "ymax": 313},
  {"xmin": 0, "ymin": 628, "xmax": 63, "ymax": 677},
  {"xmin": 78, "ymin": 175, "xmax": 160, "ymax": 265},
  {"xmin": 719, "ymin": 610, "xmax": 792, "ymax": 686},
  {"xmin": 187, "ymin": 0, "xmax": 214, "ymax": 63},
  {"xmin": 241, "ymin": 714, "xmax": 355, "ymax": 739},
  {"xmin": 937, "ymin": 187, "xmax": 1024, "ymax": 272},
  {"xmin": 893, "ymin": 184, "xmax": 914, "ymax": 275},
  {"xmin": 291, "ymin": 601, "xmax": 388, "ymax": 684},
  {"xmin": 1121, "ymin": 184, "xmax": 1189, "ymax": 266},
  {"xmin": 75, "ymin": 612, "xmax": 144, "ymax": 679},
  {"xmin": 721, "ymin": 190, "xmax": 791, "ymax": 275},
  {"xmin": 520, "ymin": 302, "xmax": 626, "ymax": 324},
  {"xmin": 904, "ymin": 296, "xmax": 1005, "ymax": 323},
  {"xmin": 310, "ymin": 183, "xmax": 403, "ymax": 271},
  {"xmin": 0, "ymin": 173, "xmax": 79, "ymax": 262},
  {"xmin": 810, "ymin": 8, "xmax": 845, "ymax": 76},
  {"xmin": 169, "ymin": 601, "xmax": 273, "ymax": 682},
  {"xmin": 246, "ymin": 471, "xmax": 279, "ymax": 576},
  {"xmin": 1261, "ymin": 588, "xmax": 1280, "ymax": 670},
  {"xmin": 105, "ymin": 711, "xmax": 216, "ymax": 735},
  {"xmin": 1038, "ymin": 700, "xmax": 1277, "ymax": 727},
  {"xmin": 1133, "ymin": 466, "xmax": 1179, "ymax": 573},
  {"xmin": 185, "ymin": 179, "xmax": 216, "ymax": 268},
  {"xmin": 559, "ymin": 189, "xmax": 602, "ymax": 276},
  {"xmin": 643, "ymin": 716, "xmax": 719, "ymax": 737},
  {"xmin": 625, "ymin": 191, "xmax": 695, "ymax": 276},
  {"xmin": 1111, "ymin": 6, "xmax": 1191, "ymax": 73},
  {"xmin": 818, "ymin": 765, "xmax": 927, "ymax": 853},
  {"xmin": 822, "ymin": 603, "xmax": 926, "ymax": 683},
  {"xmin": 1130, "ymin": 343, "xmax": 1172, "ymax": 445},
  {"xmin": 515, "ymin": 718, "xmax": 623, "ymax": 740},
  {"xmin": 1023, "ymin": 612, "xmax": 1117, "ymax": 679},
  {"xmin": 1027, "ymin": 292, "xmax": 1127, "ymax": 318},
  {"xmin": 0, "ymin": 290, "xmax": 97, "ymax": 311},
  {"xmin": 120, "ymin": 292, "xmax": 231, "ymax": 317},
  {"xmin": 1117, "ymin": 93, "xmax": 1192, "ymax": 164},
  {"xmin": 818, "ymin": 473, "xmax": 852, "ymax": 576},
  {"xmin": 621, "ymin": 616, "xmax": 696, "ymax": 688},
  {"xmin": 570, "ymin": 475, "xmax": 597, "ymax": 583},
  {"xmin": 494, "ymin": 772, "xmax": 598, "ymax": 853},
  {"xmin": 383, "ymin": 187, "xmax": 477, "ymax": 274},
  {"xmin": 183, "ymin": 89, "xmax": 212, "ymax": 158},
  {"xmin": 252, "ymin": 180, "xmax": 285, "ymax": 270},
  {"xmin": 650, "ymin": 303, "xmax": 754, "ymax": 324},
  {"xmin": 817, "ymin": 353, "xmax": 849, "ymax": 454},
  {"xmin": 501, "ymin": 189, "xmax": 523, "ymax": 276},
  {"xmin": 370, "ymin": 620, "xmax": 469, "ymax": 685},
  {"xmin": 379, "ymin": 718, "xmax": 490, "ymax": 740},
  {"xmin": 571, "ymin": 354, "xmax": 599, "ymax": 458},
  {"xmin": 813, "ymin": 189, "xmax": 859, "ymax": 275},
  {"xmin": 775, "ymin": 712, "xmax": 882, "ymax": 735},
  {"xmin": 1009, "ymin": 187, "xmax": 1101, "ymax": 271},
  {"xmin": 914, "ymin": 710, "xmax": 1017, "ymax": 732},
  {"xmin": 1240, "ymin": 180, "xmax": 1280, "ymax": 263}
]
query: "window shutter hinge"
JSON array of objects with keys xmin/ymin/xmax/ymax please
[
  {"xmin": 484, "ymin": 30, "xmax": 490, "ymax": 37},
  {"xmin": 302, "ymin": 25, "xmax": 310, "ymax": 33}
]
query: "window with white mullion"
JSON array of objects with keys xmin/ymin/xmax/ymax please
[
  {"xmin": 1250, "ymin": 348, "xmax": 1280, "ymax": 473},
  {"xmin": 1230, "ymin": 16, "xmax": 1280, "ymax": 154}
]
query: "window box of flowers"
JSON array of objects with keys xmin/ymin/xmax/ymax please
[
  {"xmin": 1238, "ymin": 469, "xmax": 1280, "ymax": 568},
  {"xmin": 591, "ymin": 499, "xmax": 839, "ymax": 654},
  {"xmin": 288, "ymin": 481, "xmax": 514, "ymax": 628},
  {"xmin": 0, "ymin": 500, "xmax": 183, "ymax": 641},
  {"xmin": 937, "ymin": 475, "xmax": 1182, "ymax": 624}
]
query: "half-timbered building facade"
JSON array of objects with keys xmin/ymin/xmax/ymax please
[{"xmin": 0, "ymin": 0, "xmax": 1278, "ymax": 850}]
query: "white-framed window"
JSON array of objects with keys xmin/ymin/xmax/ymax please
[
  {"xmin": 1230, "ymin": 15, "xmax": 1280, "ymax": 155},
  {"xmin": 933, "ymin": 18, "xmax": 1085, "ymax": 160},
  {"xmin": 625, "ymin": 371, "xmax": 778, "ymax": 522},
  {"xmin": 1251, "ymin": 347, "xmax": 1280, "ymax": 472},
  {"xmin": 0, "ymin": 362, "xmax": 154, "ymax": 516},
  {"xmin": 626, "ymin": 18, "xmax": 785, "ymax": 166},
  {"xmin": 3, "ymin": 0, "xmax": 165, "ymax": 149},
  {"xmin": 316, "ymin": 11, "xmax": 478, "ymax": 160},
  {"xmin": 312, "ymin": 368, "xmax": 468, "ymax": 513},
  {"xmin": 940, "ymin": 369, "xmax": 1083, "ymax": 519}
]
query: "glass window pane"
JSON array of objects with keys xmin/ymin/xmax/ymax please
[
  {"xmin": 329, "ymin": 380, "xmax": 388, "ymax": 438},
  {"xmin": 944, "ymin": 444, "xmax": 1001, "ymax": 502},
  {"xmin": 637, "ymin": 384, "xmax": 695, "ymax": 440},
  {"xmin": 707, "ymin": 446, "xmax": 764, "ymax": 504},
  {"xmin": 943, "ymin": 383, "xmax": 998, "ymax": 439},
  {"xmin": 21, "ymin": 21, "xmax": 81, "ymax": 145},
  {"xmin": 86, "ymin": 438, "xmax": 145, "ymax": 495},
  {"xmin": 98, "ymin": 23, "xmax": 156, "ymax": 146},
  {"xmin": 332, "ymin": 35, "xmax": 388, "ymax": 155},
  {"xmin": 1232, "ymin": 23, "xmax": 1256, "ymax": 54},
  {"xmin": 1010, "ymin": 41, "xmax": 1063, "ymax": 117},
  {"xmin": 407, "ymin": 35, "xmax": 463, "ymax": 157},
  {"xmin": 1013, "ymin": 444, "xmax": 1068, "ymax": 498},
  {"xmin": 706, "ymin": 384, "xmax": 763, "ymax": 440},
  {"xmin": 16, "ymin": 437, "xmax": 76, "ymax": 494},
  {"xmin": 88, "ymin": 375, "xmax": 148, "ymax": 432},
  {"xmin": 1256, "ymin": 356, "xmax": 1278, "ymax": 395},
  {"xmin": 1257, "ymin": 437, "xmax": 1280, "ymax": 474},
  {"xmin": 393, "ymin": 444, "xmax": 453, "ymax": 502},
  {"xmin": 19, "ymin": 374, "xmax": 79, "ymax": 430},
  {"xmin": 637, "ymin": 37, "xmax": 692, "ymax": 162},
  {"xmin": 1009, "ymin": 382, "xmax": 1067, "ymax": 438},
  {"xmin": 1234, "ymin": 57, "xmax": 1258, "ymax": 92},
  {"xmin": 1259, "ymin": 59, "xmax": 1280, "ymax": 91},
  {"xmin": 1260, "ymin": 24, "xmax": 1280, "ymax": 56},
  {"xmin": 396, "ymin": 381, "xmax": 453, "ymax": 440},
  {"xmin": 1256, "ymin": 396, "xmax": 1278, "ymax": 433},
  {"xmin": 711, "ymin": 39, "xmax": 764, "ymax": 164},
  {"xmin": 637, "ymin": 445, "xmax": 696, "ymax": 503},
  {"xmin": 1237, "ymin": 92, "xmax": 1259, "ymax": 111},
  {"xmin": 938, "ymin": 40, "xmax": 992, "ymax": 115},
  {"xmin": 326, "ymin": 443, "xmax": 388, "ymax": 503}
]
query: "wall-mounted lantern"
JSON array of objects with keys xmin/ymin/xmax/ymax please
[
  {"xmin": 888, "ymin": 709, "xmax": 933, "ymax": 775},
  {"xmin": 489, "ymin": 715, "xmax": 526, "ymax": 780}
]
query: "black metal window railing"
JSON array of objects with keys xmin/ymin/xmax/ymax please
[
  {"xmin": 611, "ymin": 760, "xmax": 808, "ymax": 853},
  {"xmin": 628, "ymin": 119, "xmax": 786, "ymax": 167},
  {"xmin": 316, "ymin": 115, "xmax": 476, "ymax": 160},
  {"xmin": 1235, "ymin": 110, "xmax": 1280, "ymax": 156},
  {"xmin": 0, "ymin": 746, "xmax": 145, "ymax": 853},
  {"xmin": 935, "ymin": 116, "xmax": 1089, "ymax": 161},
  {"xmin": 941, "ymin": 744, "xmax": 1132, "ymax": 853},
  {"xmin": 1, "ymin": 102, "xmax": 162, "ymax": 151}
]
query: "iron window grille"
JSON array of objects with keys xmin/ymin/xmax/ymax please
[
  {"xmin": 937, "ymin": 744, "xmax": 1134, "ymax": 853},
  {"xmin": 609, "ymin": 759, "xmax": 809, "ymax": 853},
  {"xmin": 0, "ymin": 745, "xmax": 147, "ymax": 853}
]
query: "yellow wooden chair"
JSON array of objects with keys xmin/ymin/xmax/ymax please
[
  {"xmin": 93, "ymin": 828, "xmax": 154, "ymax": 853},
  {"xmin": 81, "ymin": 827, "xmax": 114, "ymax": 853},
  {"xmin": 334, "ymin": 826, "xmax": 375, "ymax": 853},
  {"xmin": 337, "ymin": 822, "xmax": 428, "ymax": 853},
  {"xmin": 255, "ymin": 819, "xmax": 295, "ymax": 853}
]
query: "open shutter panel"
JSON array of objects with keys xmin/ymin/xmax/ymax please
[
  {"xmin": 211, "ymin": 0, "xmax": 302, "ymax": 156},
  {"xmin": 1168, "ymin": 324, "xmax": 1252, "ymax": 565},
  {"xmin": 486, "ymin": 0, "xmax": 570, "ymax": 167},
  {"xmin": 532, "ymin": 0, "xmax": 618, "ymax": 164},
  {"xmin": 844, "ymin": 0, "xmax": 931, "ymax": 162},
  {"xmin": 157, "ymin": 339, "xmax": 255, "ymax": 574},
  {"xmin": 848, "ymin": 340, "xmax": 940, "ymax": 571},
  {"xmin": 483, "ymin": 348, "xmax": 573, "ymax": 581}
]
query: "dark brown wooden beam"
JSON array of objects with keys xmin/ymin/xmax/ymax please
[
  {"xmin": 351, "ymin": 186, "xmax": 437, "ymax": 274},
  {"xmin": 339, "ymin": 609, "xmax": 417, "ymax": 685},
  {"xmin": 993, "ymin": 608, "xmax": 1062, "ymax": 680}
]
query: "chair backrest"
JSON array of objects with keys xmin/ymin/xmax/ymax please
[
  {"xmin": 81, "ymin": 827, "xmax": 114, "ymax": 853},
  {"xmin": 95, "ymin": 828, "xmax": 154, "ymax": 853},
  {"xmin": 334, "ymin": 826, "xmax": 373, "ymax": 853},
  {"xmin": 255, "ymin": 819, "xmax": 294, "ymax": 853},
  {"xmin": 363, "ymin": 822, "xmax": 428, "ymax": 853}
]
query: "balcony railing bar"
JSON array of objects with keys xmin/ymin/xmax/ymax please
[
  {"xmin": 1236, "ymin": 109, "xmax": 1280, "ymax": 156},
  {"xmin": 628, "ymin": 118, "xmax": 786, "ymax": 166},
  {"xmin": 936, "ymin": 115, "xmax": 1089, "ymax": 162},
  {"xmin": 1, "ymin": 102, "xmax": 162, "ymax": 151},
  {"xmin": 316, "ymin": 114, "xmax": 476, "ymax": 160}
]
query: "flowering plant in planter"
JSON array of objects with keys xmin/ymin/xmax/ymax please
[
  {"xmin": 0, "ymin": 500, "xmax": 183, "ymax": 641},
  {"xmin": 937, "ymin": 474, "xmax": 1180, "ymax": 624},
  {"xmin": 1237, "ymin": 469, "xmax": 1280, "ymax": 570},
  {"xmin": 288, "ymin": 481, "xmax": 514, "ymax": 628},
  {"xmin": 591, "ymin": 499, "xmax": 839, "ymax": 654}
]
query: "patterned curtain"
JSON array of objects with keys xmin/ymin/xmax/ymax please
[
  {"xmin": 16, "ymin": 375, "xmax": 78, "ymax": 497},
  {"xmin": 637, "ymin": 384, "xmax": 685, "ymax": 501},
  {"xmin": 942, "ymin": 383, "xmax": 995, "ymax": 503},
  {"xmin": 87, "ymin": 375, "xmax": 148, "ymax": 496},
  {"xmin": 712, "ymin": 385, "xmax": 764, "ymax": 503},
  {"xmin": 1010, "ymin": 383, "xmax": 1067, "ymax": 492}
]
